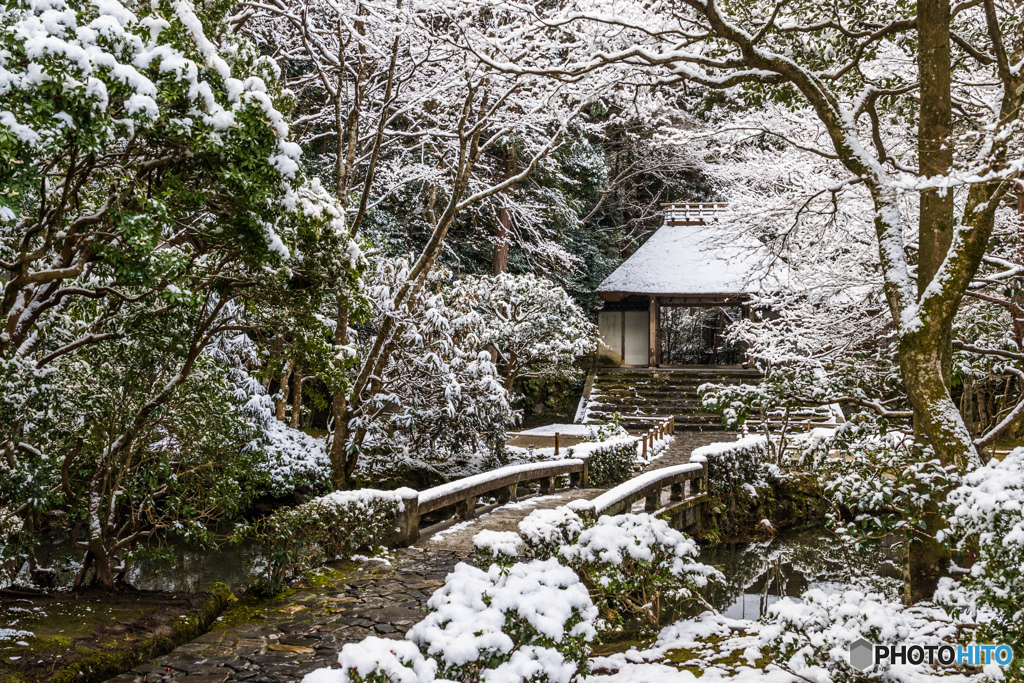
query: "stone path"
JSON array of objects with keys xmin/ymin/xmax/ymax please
[
  {"xmin": 104, "ymin": 489, "xmax": 606, "ymax": 683},
  {"xmin": 106, "ymin": 430, "xmax": 735, "ymax": 683},
  {"xmin": 107, "ymin": 549, "xmax": 460, "ymax": 683},
  {"xmin": 643, "ymin": 430, "xmax": 730, "ymax": 471}
]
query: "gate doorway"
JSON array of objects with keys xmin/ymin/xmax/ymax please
[{"xmin": 659, "ymin": 306, "xmax": 744, "ymax": 366}]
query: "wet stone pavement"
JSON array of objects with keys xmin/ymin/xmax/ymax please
[{"xmin": 106, "ymin": 548, "xmax": 461, "ymax": 683}]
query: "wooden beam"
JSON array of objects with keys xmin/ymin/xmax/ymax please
[{"xmin": 649, "ymin": 297, "xmax": 657, "ymax": 367}]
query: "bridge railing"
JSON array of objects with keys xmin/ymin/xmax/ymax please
[
  {"xmin": 568, "ymin": 461, "xmax": 707, "ymax": 533},
  {"xmin": 393, "ymin": 458, "xmax": 591, "ymax": 545},
  {"xmin": 390, "ymin": 417, "xmax": 676, "ymax": 545}
]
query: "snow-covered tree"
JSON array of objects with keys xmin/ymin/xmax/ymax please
[
  {"xmin": 0, "ymin": 0, "xmax": 361, "ymax": 586},
  {"xmin": 454, "ymin": 273, "xmax": 596, "ymax": 391},
  {"xmin": 349, "ymin": 256, "xmax": 515, "ymax": 483}
]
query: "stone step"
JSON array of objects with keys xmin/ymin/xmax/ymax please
[{"xmin": 593, "ymin": 379, "xmax": 752, "ymax": 389}]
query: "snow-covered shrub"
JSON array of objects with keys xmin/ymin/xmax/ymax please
[
  {"xmin": 250, "ymin": 488, "xmax": 411, "ymax": 594},
  {"xmin": 757, "ymin": 588, "xmax": 963, "ymax": 681},
  {"xmin": 407, "ymin": 559, "xmax": 597, "ymax": 682},
  {"xmin": 454, "ymin": 273, "xmax": 596, "ymax": 391},
  {"xmin": 355, "ymin": 258, "xmax": 516, "ymax": 481},
  {"xmin": 518, "ymin": 508, "xmax": 585, "ymax": 560},
  {"xmin": 558, "ymin": 513, "xmax": 721, "ymax": 629},
  {"xmin": 472, "ymin": 530, "xmax": 522, "ymax": 569},
  {"xmin": 581, "ymin": 421, "xmax": 630, "ymax": 443},
  {"xmin": 942, "ymin": 449, "xmax": 1024, "ymax": 675},
  {"xmin": 803, "ymin": 416, "xmax": 959, "ymax": 547},
  {"xmin": 692, "ymin": 436, "xmax": 774, "ymax": 499},
  {"xmin": 213, "ymin": 334, "xmax": 333, "ymax": 497},
  {"xmin": 568, "ymin": 436, "xmax": 638, "ymax": 487},
  {"xmin": 304, "ymin": 637, "xmax": 440, "ymax": 683}
]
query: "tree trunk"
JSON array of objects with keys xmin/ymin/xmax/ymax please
[
  {"xmin": 276, "ymin": 361, "xmax": 291, "ymax": 422},
  {"xmin": 262, "ymin": 336, "xmax": 284, "ymax": 391},
  {"xmin": 903, "ymin": 0, "xmax": 955, "ymax": 602},
  {"xmin": 88, "ymin": 539, "xmax": 114, "ymax": 589},
  {"xmin": 492, "ymin": 148, "xmax": 516, "ymax": 275},
  {"xmin": 330, "ymin": 302, "xmax": 350, "ymax": 489},
  {"xmin": 899, "ymin": 330, "xmax": 961, "ymax": 601},
  {"xmin": 289, "ymin": 365, "xmax": 304, "ymax": 429}
]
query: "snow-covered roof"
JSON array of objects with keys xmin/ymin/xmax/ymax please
[{"xmin": 597, "ymin": 222, "xmax": 769, "ymax": 297}]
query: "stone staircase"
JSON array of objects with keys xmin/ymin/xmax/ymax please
[
  {"xmin": 581, "ymin": 367, "xmax": 763, "ymax": 432},
  {"xmin": 579, "ymin": 367, "xmax": 841, "ymax": 434}
]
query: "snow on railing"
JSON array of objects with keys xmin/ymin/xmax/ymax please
[
  {"xmin": 662, "ymin": 202, "xmax": 728, "ymax": 225},
  {"xmin": 569, "ymin": 461, "xmax": 706, "ymax": 520}
]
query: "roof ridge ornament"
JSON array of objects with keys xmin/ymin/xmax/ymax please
[{"xmin": 661, "ymin": 202, "xmax": 728, "ymax": 226}]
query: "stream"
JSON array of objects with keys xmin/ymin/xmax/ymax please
[{"xmin": 696, "ymin": 527, "xmax": 904, "ymax": 620}]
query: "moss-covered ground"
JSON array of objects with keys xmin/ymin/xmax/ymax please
[{"xmin": 0, "ymin": 584, "xmax": 231, "ymax": 683}]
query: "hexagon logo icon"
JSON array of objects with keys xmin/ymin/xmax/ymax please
[{"xmin": 849, "ymin": 638, "xmax": 875, "ymax": 671}]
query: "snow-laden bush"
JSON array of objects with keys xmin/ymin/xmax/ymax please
[
  {"xmin": 454, "ymin": 273, "xmax": 596, "ymax": 391},
  {"xmin": 692, "ymin": 436, "xmax": 775, "ymax": 499},
  {"xmin": 472, "ymin": 530, "xmax": 523, "ymax": 569},
  {"xmin": 407, "ymin": 559, "xmax": 597, "ymax": 682},
  {"xmin": 757, "ymin": 588, "xmax": 964, "ymax": 682},
  {"xmin": 304, "ymin": 637, "xmax": 441, "ymax": 683},
  {"xmin": 214, "ymin": 334, "xmax": 332, "ymax": 497},
  {"xmin": 803, "ymin": 416, "xmax": 960, "ymax": 548},
  {"xmin": 518, "ymin": 508, "xmax": 585, "ymax": 560},
  {"xmin": 355, "ymin": 259, "xmax": 516, "ymax": 481},
  {"xmin": 941, "ymin": 449, "xmax": 1024, "ymax": 675},
  {"xmin": 249, "ymin": 488, "xmax": 412, "ymax": 594},
  {"xmin": 558, "ymin": 513, "xmax": 721, "ymax": 629},
  {"xmin": 567, "ymin": 437, "xmax": 638, "ymax": 487}
]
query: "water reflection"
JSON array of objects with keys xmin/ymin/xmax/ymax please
[
  {"xmin": 126, "ymin": 542, "xmax": 261, "ymax": 593},
  {"xmin": 20, "ymin": 539, "xmax": 260, "ymax": 594},
  {"xmin": 697, "ymin": 527, "xmax": 903, "ymax": 620}
]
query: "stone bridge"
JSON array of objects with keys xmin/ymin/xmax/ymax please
[{"xmin": 105, "ymin": 426, "xmax": 730, "ymax": 683}]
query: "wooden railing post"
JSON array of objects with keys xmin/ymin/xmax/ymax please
[
  {"xmin": 554, "ymin": 432, "xmax": 560, "ymax": 456},
  {"xmin": 642, "ymin": 433, "xmax": 648, "ymax": 458},
  {"xmin": 670, "ymin": 416, "xmax": 675, "ymax": 434}
]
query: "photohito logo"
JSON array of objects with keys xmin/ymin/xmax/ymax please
[{"xmin": 848, "ymin": 639, "xmax": 1014, "ymax": 671}]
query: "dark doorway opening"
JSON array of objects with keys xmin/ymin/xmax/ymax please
[{"xmin": 659, "ymin": 306, "xmax": 744, "ymax": 365}]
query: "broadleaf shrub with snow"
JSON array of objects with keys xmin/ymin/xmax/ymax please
[
  {"xmin": 248, "ymin": 489, "xmax": 411, "ymax": 594},
  {"xmin": 692, "ymin": 436, "xmax": 775, "ymax": 500},
  {"xmin": 305, "ymin": 637, "xmax": 440, "ymax": 683},
  {"xmin": 758, "ymin": 588, "xmax": 964, "ymax": 682},
  {"xmin": 472, "ymin": 530, "xmax": 523, "ymax": 570},
  {"xmin": 454, "ymin": 273, "xmax": 596, "ymax": 391},
  {"xmin": 355, "ymin": 258, "xmax": 516, "ymax": 482},
  {"xmin": 558, "ymin": 513, "xmax": 721, "ymax": 629},
  {"xmin": 941, "ymin": 449, "xmax": 1024, "ymax": 675},
  {"xmin": 568, "ymin": 437, "xmax": 637, "ymax": 487},
  {"xmin": 803, "ymin": 415, "xmax": 960, "ymax": 551},
  {"xmin": 407, "ymin": 559, "xmax": 597, "ymax": 683},
  {"xmin": 517, "ymin": 508, "xmax": 585, "ymax": 561}
]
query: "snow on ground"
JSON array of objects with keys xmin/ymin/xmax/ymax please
[
  {"xmin": 0, "ymin": 629, "xmax": 33, "ymax": 642},
  {"xmin": 511, "ymin": 424, "xmax": 594, "ymax": 437}
]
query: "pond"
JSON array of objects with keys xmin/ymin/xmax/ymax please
[
  {"xmin": 12, "ymin": 538, "xmax": 261, "ymax": 594},
  {"xmin": 696, "ymin": 527, "xmax": 904, "ymax": 620}
]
